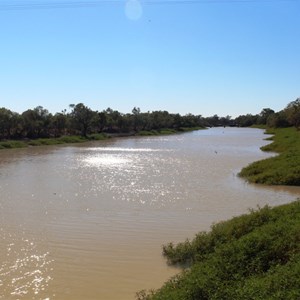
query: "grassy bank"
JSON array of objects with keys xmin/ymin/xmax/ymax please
[
  {"xmin": 0, "ymin": 133, "xmax": 108, "ymax": 150},
  {"xmin": 137, "ymin": 129, "xmax": 178, "ymax": 136},
  {"xmin": 239, "ymin": 127, "xmax": 300, "ymax": 185},
  {"xmin": 137, "ymin": 200, "xmax": 300, "ymax": 300},
  {"xmin": 0, "ymin": 127, "xmax": 205, "ymax": 150},
  {"xmin": 137, "ymin": 127, "xmax": 205, "ymax": 136}
]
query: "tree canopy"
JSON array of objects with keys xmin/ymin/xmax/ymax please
[{"xmin": 0, "ymin": 98, "xmax": 299, "ymax": 140}]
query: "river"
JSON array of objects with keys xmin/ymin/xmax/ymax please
[{"xmin": 0, "ymin": 127, "xmax": 299, "ymax": 299}]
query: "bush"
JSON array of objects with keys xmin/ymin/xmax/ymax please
[
  {"xmin": 139, "ymin": 201, "xmax": 300, "ymax": 300},
  {"xmin": 239, "ymin": 127, "xmax": 300, "ymax": 185}
]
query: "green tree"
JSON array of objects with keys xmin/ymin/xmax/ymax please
[
  {"xmin": 235, "ymin": 114, "xmax": 258, "ymax": 127},
  {"xmin": 70, "ymin": 103, "xmax": 93, "ymax": 137},
  {"xmin": 285, "ymin": 98, "xmax": 300, "ymax": 128},
  {"xmin": 21, "ymin": 106, "xmax": 51, "ymax": 138},
  {"xmin": 132, "ymin": 107, "xmax": 141, "ymax": 131},
  {"xmin": 257, "ymin": 108, "xmax": 275, "ymax": 125},
  {"xmin": 52, "ymin": 112, "xmax": 69, "ymax": 137},
  {"xmin": 98, "ymin": 111, "xmax": 107, "ymax": 132},
  {"xmin": 206, "ymin": 114, "xmax": 220, "ymax": 127},
  {"xmin": 0, "ymin": 108, "xmax": 18, "ymax": 139},
  {"xmin": 266, "ymin": 111, "xmax": 289, "ymax": 128}
]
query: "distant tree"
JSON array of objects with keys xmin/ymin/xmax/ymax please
[
  {"xmin": 21, "ymin": 106, "xmax": 51, "ymax": 138},
  {"xmin": 0, "ymin": 107, "xmax": 18, "ymax": 139},
  {"xmin": 140, "ymin": 111, "xmax": 153, "ymax": 130},
  {"xmin": 181, "ymin": 113, "xmax": 203, "ymax": 128},
  {"xmin": 98, "ymin": 111, "xmax": 107, "ymax": 132},
  {"xmin": 103, "ymin": 108, "xmax": 124, "ymax": 133},
  {"xmin": 257, "ymin": 108, "xmax": 275, "ymax": 125},
  {"xmin": 266, "ymin": 111, "xmax": 289, "ymax": 128},
  {"xmin": 132, "ymin": 107, "xmax": 141, "ymax": 131},
  {"xmin": 235, "ymin": 114, "xmax": 258, "ymax": 127},
  {"xmin": 219, "ymin": 115, "xmax": 233, "ymax": 127},
  {"xmin": 149, "ymin": 111, "xmax": 174, "ymax": 129},
  {"xmin": 205, "ymin": 115, "xmax": 220, "ymax": 127},
  {"xmin": 172, "ymin": 113, "xmax": 182, "ymax": 129},
  {"xmin": 52, "ymin": 112, "xmax": 69, "ymax": 137},
  {"xmin": 284, "ymin": 98, "xmax": 300, "ymax": 128},
  {"xmin": 70, "ymin": 103, "xmax": 93, "ymax": 137}
]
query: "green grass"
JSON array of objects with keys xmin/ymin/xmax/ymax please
[
  {"xmin": 178, "ymin": 126, "xmax": 206, "ymax": 132},
  {"xmin": 137, "ymin": 201, "xmax": 300, "ymax": 300},
  {"xmin": 0, "ymin": 140, "xmax": 27, "ymax": 149},
  {"xmin": 136, "ymin": 129, "xmax": 177, "ymax": 136},
  {"xmin": 0, "ymin": 128, "xmax": 203, "ymax": 148},
  {"xmin": 27, "ymin": 135, "xmax": 88, "ymax": 146},
  {"xmin": 88, "ymin": 133, "xmax": 109, "ymax": 140},
  {"xmin": 0, "ymin": 134, "xmax": 110, "ymax": 150},
  {"xmin": 137, "ymin": 130, "xmax": 160, "ymax": 136},
  {"xmin": 158, "ymin": 128, "xmax": 178, "ymax": 135},
  {"xmin": 239, "ymin": 127, "xmax": 300, "ymax": 185},
  {"xmin": 137, "ymin": 127, "xmax": 205, "ymax": 136}
]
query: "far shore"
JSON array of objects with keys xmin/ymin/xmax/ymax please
[{"xmin": 0, "ymin": 126, "xmax": 205, "ymax": 150}]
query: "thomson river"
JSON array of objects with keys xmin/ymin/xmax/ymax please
[{"xmin": 0, "ymin": 127, "xmax": 300, "ymax": 299}]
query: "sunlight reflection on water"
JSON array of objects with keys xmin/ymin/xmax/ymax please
[
  {"xmin": 0, "ymin": 230, "xmax": 53, "ymax": 300},
  {"xmin": 78, "ymin": 146, "xmax": 176, "ymax": 205},
  {"xmin": 84, "ymin": 147, "xmax": 162, "ymax": 152},
  {"xmin": 83, "ymin": 155, "xmax": 132, "ymax": 167}
]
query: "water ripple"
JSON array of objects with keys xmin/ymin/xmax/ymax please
[{"xmin": 0, "ymin": 232, "xmax": 53, "ymax": 299}]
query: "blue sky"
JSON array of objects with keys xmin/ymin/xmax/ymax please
[{"xmin": 0, "ymin": 0, "xmax": 299, "ymax": 117}]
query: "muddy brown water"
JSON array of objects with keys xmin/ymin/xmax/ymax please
[{"xmin": 0, "ymin": 128, "xmax": 299, "ymax": 299}]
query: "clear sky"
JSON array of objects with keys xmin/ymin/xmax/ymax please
[{"xmin": 0, "ymin": 0, "xmax": 299, "ymax": 117}]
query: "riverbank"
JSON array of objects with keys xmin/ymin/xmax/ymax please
[
  {"xmin": 0, "ymin": 127, "xmax": 205, "ymax": 150},
  {"xmin": 137, "ymin": 126, "xmax": 300, "ymax": 300},
  {"xmin": 137, "ymin": 200, "xmax": 300, "ymax": 300},
  {"xmin": 0, "ymin": 134, "xmax": 107, "ymax": 149},
  {"xmin": 239, "ymin": 127, "xmax": 300, "ymax": 185}
]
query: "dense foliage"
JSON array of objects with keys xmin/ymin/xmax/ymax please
[
  {"xmin": 0, "ymin": 97, "xmax": 299, "ymax": 141},
  {"xmin": 137, "ymin": 201, "xmax": 300, "ymax": 300},
  {"xmin": 0, "ymin": 104, "xmax": 206, "ymax": 140},
  {"xmin": 239, "ymin": 127, "xmax": 300, "ymax": 185},
  {"xmin": 234, "ymin": 98, "xmax": 300, "ymax": 128}
]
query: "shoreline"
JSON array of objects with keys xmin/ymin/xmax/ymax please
[
  {"xmin": 239, "ymin": 127, "xmax": 300, "ymax": 186},
  {"xmin": 138, "ymin": 126, "xmax": 300, "ymax": 299},
  {"xmin": 0, "ymin": 127, "xmax": 205, "ymax": 150}
]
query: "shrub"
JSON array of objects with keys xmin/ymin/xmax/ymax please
[{"xmin": 140, "ymin": 201, "xmax": 300, "ymax": 300}]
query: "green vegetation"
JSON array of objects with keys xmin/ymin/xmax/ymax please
[
  {"xmin": 88, "ymin": 133, "xmax": 109, "ymax": 140},
  {"xmin": 137, "ymin": 129, "xmax": 178, "ymax": 136},
  {"xmin": 0, "ymin": 134, "xmax": 110, "ymax": 150},
  {"xmin": 27, "ymin": 135, "xmax": 88, "ymax": 146},
  {"xmin": 179, "ymin": 126, "xmax": 206, "ymax": 132},
  {"xmin": 0, "ymin": 97, "xmax": 299, "ymax": 146},
  {"xmin": 239, "ymin": 127, "xmax": 300, "ymax": 185},
  {"xmin": 0, "ymin": 105, "xmax": 206, "ymax": 143},
  {"xmin": 136, "ymin": 127, "xmax": 204, "ymax": 136},
  {"xmin": 137, "ymin": 201, "xmax": 300, "ymax": 300},
  {"xmin": 0, "ymin": 140, "xmax": 27, "ymax": 149}
]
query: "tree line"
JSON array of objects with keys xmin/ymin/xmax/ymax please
[
  {"xmin": 0, "ymin": 104, "xmax": 206, "ymax": 140},
  {"xmin": 0, "ymin": 98, "xmax": 299, "ymax": 140},
  {"xmin": 207, "ymin": 98, "xmax": 300, "ymax": 128}
]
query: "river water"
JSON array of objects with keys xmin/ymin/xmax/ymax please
[{"xmin": 0, "ymin": 127, "xmax": 299, "ymax": 299}]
